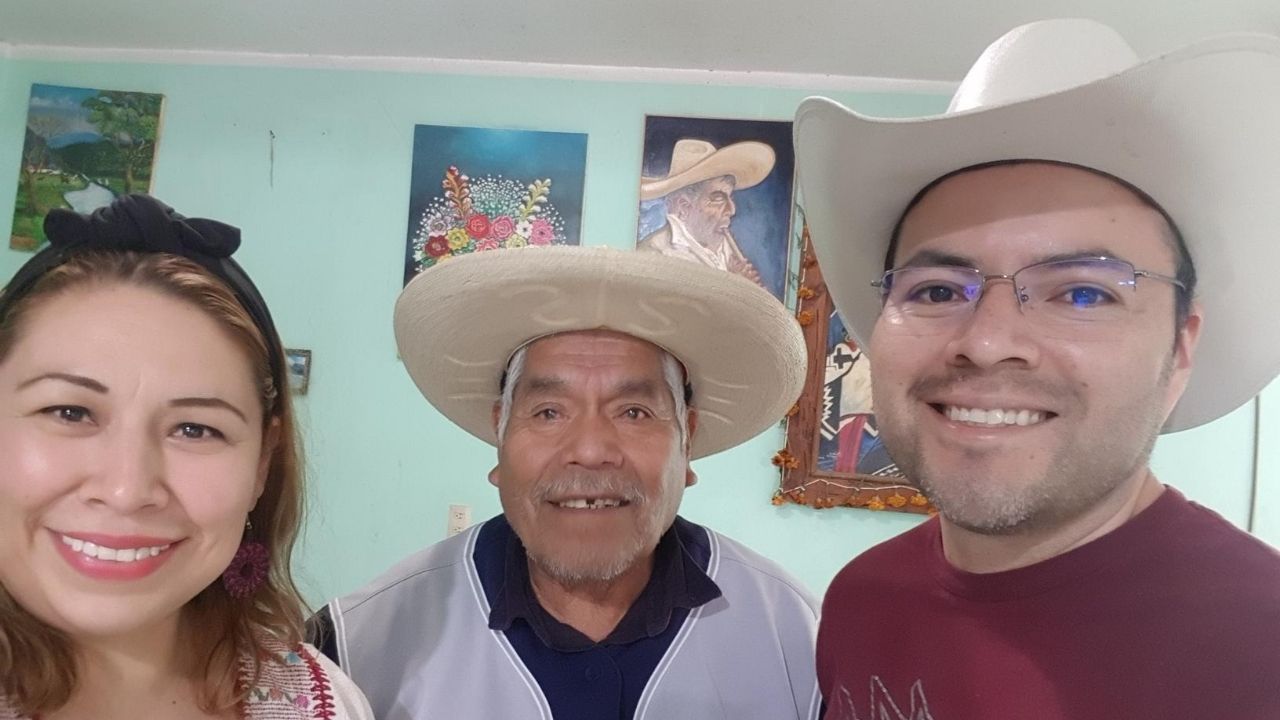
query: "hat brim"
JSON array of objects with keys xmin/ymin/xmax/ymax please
[
  {"xmin": 394, "ymin": 246, "xmax": 807, "ymax": 459},
  {"xmin": 795, "ymin": 33, "xmax": 1280, "ymax": 432},
  {"xmin": 639, "ymin": 141, "xmax": 776, "ymax": 201}
]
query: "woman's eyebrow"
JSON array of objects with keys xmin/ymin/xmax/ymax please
[
  {"xmin": 170, "ymin": 397, "xmax": 249, "ymax": 423},
  {"xmin": 16, "ymin": 372, "xmax": 109, "ymax": 393}
]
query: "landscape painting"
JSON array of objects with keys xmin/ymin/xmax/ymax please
[{"xmin": 11, "ymin": 84, "xmax": 164, "ymax": 251}]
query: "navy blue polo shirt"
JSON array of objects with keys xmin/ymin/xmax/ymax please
[{"xmin": 477, "ymin": 514, "xmax": 722, "ymax": 720}]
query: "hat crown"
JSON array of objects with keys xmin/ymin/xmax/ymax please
[
  {"xmin": 948, "ymin": 19, "xmax": 1140, "ymax": 113},
  {"xmin": 667, "ymin": 139, "xmax": 717, "ymax": 175}
]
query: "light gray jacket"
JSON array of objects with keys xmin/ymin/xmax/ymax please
[{"xmin": 324, "ymin": 519, "xmax": 821, "ymax": 720}]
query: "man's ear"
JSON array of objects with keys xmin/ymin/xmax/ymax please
[
  {"xmin": 685, "ymin": 408, "xmax": 698, "ymax": 457},
  {"xmin": 1163, "ymin": 301, "xmax": 1203, "ymax": 420},
  {"xmin": 683, "ymin": 408, "xmax": 698, "ymax": 488},
  {"xmin": 254, "ymin": 417, "xmax": 281, "ymax": 502},
  {"xmin": 490, "ymin": 399, "xmax": 510, "ymax": 489}
]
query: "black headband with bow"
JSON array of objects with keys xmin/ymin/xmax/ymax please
[{"xmin": 0, "ymin": 194, "xmax": 285, "ymax": 405}]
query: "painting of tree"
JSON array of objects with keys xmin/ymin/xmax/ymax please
[
  {"xmin": 9, "ymin": 84, "xmax": 165, "ymax": 251},
  {"xmin": 82, "ymin": 91, "xmax": 162, "ymax": 194}
]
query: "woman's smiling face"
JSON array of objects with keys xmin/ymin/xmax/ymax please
[{"xmin": 0, "ymin": 282, "xmax": 272, "ymax": 642}]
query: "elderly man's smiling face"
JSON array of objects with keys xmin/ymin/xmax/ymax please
[
  {"xmin": 869, "ymin": 162, "xmax": 1201, "ymax": 535},
  {"xmin": 490, "ymin": 330, "xmax": 696, "ymax": 585}
]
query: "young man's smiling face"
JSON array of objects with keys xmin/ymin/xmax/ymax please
[{"xmin": 870, "ymin": 162, "xmax": 1201, "ymax": 535}]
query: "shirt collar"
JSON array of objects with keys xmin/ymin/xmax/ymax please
[{"xmin": 487, "ymin": 517, "xmax": 722, "ymax": 652}]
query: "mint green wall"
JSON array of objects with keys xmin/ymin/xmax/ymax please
[
  {"xmin": 1255, "ymin": 383, "xmax": 1280, "ymax": 545},
  {"xmin": 0, "ymin": 53, "xmax": 10, "ymax": 106},
  {"xmin": 0, "ymin": 54, "xmax": 1271, "ymax": 607}
]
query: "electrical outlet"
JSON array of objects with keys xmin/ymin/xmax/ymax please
[{"xmin": 447, "ymin": 504, "xmax": 472, "ymax": 537}]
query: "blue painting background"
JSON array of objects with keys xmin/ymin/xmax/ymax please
[
  {"xmin": 404, "ymin": 125, "xmax": 588, "ymax": 281},
  {"xmin": 636, "ymin": 116, "xmax": 795, "ymax": 301}
]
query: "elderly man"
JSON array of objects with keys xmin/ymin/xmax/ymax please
[
  {"xmin": 795, "ymin": 19, "xmax": 1280, "ymax": 720},
  {"xmin": 311, "ymin": 246, "xmax": 820, "ymax": 719},
  {"xmin": 637, "ymin": 138, "xmax": 774, "ymax": 285}
]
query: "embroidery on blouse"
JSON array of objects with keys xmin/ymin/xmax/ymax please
[
  {"xmin": 0, "ymin": 643, "xmax": 337, "ymax": 720},
  {"xmin": 238, "ymin": 643, "xmax": 337, "ymax": 720}
]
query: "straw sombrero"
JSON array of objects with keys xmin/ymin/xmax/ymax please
[
  {"xmin": 393, "ymin": 246, "xmax": 806, "ymax": 458},
  {"xmin": 640, "ymin": 139, "xmax": 775, "ymax": 201}
]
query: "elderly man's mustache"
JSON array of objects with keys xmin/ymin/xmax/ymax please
[{"xmin": 533, "ymin": 469, "xmax": 647, "ymax": 506}]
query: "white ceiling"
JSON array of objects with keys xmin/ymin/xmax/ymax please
[{"xmin": 2, "ymin": 0, "xmax": 1278, "ymax": 83}]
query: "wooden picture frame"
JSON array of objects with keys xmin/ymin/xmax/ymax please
[{"xmin": 772, "ymin": 226, "xmax": 935, "ymax": 515}]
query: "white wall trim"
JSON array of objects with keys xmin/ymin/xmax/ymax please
[
  {"xmin": 5, "ymin": 42, "xmax": 957, "ymax": 95},
  {"xmin": 0, "ymin": 42, "xmax": 12, "ymax": 59}
]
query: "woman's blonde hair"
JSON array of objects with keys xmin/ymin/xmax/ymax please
[{"xmin": 0, "ymin": 250, "xmax": 308, "ymax": 716}]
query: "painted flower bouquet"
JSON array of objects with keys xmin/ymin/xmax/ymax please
[{"xmin": 409, "ymin": 165, "xmax": 568, "ymax": 274}]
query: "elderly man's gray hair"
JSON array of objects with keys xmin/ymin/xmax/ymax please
[{"xmin": 496, "ymin": 344, "xmax": 690, "ymax": 449}]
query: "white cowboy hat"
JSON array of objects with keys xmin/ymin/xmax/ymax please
[
  {"xmin": 640, "ymin": 138, "xmax": 776, "ymax": 201},
  {"xmin": 794, "ymin": 18, "xmax": 1280, "ymax": 432},
  {"xmin": 393, "ymin": 245, "xmax": 806, "ymax": 459}
]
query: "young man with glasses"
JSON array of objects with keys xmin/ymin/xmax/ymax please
[{"xmin": 794, "ymin": 19, "xmax": 1280, "ymax": 720}]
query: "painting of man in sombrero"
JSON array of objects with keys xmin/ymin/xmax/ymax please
[{"xmin": 636, "ymin": 116, "xmax": 795, "ymax": 301}]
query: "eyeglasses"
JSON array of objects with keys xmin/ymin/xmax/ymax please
[{"xmin": 872, "ymin": 257, "xmax": 1185, "ymax": 329}]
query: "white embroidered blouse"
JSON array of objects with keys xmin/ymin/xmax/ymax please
[{"xmin": 0, "ymin": 642, "xmax": 373, "ymax": 720}]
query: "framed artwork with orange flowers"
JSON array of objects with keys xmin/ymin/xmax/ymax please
[
  {"xmin": 773, "ymin": 222, "xmax": 935, "ymax": 515},
  {"xmin": 403, "ymin": 124, "xmax": 587, "ymax": 285}
]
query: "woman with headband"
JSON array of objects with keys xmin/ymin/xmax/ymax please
[{"xmin": 0, "ymin": 195, "xmax": 372, "ymax": 719}]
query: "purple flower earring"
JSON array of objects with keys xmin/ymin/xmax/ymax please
[{"xmin": 222, "ymin": 519, "xmax": 270, "ymax": 599}]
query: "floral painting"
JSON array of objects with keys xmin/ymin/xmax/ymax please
[
  {"xmin": 403, "ymin": 125, "xmax": 587, "ymax": 284},
  {"xmin": 11, "ymin": 84, "xmax": 164, "ymax": 251}
]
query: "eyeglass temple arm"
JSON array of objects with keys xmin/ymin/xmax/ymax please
[{"xmin": 1134, "ymin": 269, "xmax": 1186, "ymax": 290}]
